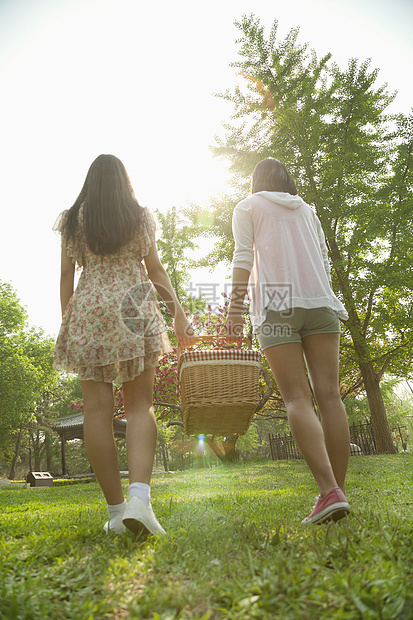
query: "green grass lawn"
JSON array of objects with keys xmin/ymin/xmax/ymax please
[{"xmin": 1, "ymin": 455, "xmax": 412, "ymax": 619}]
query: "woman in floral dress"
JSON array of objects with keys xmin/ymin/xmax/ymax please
[{"xmin": 54, "ymin": 154, "xmax": 194, "ymax": 535}]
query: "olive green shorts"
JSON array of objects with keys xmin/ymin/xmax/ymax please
[{"xmin": 256, "ymin": 307, "xmax": 340, "ymax": 351}]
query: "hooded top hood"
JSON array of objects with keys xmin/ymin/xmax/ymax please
[{"xmin": 254, "ymin": 191, "xmax": 303, "ymax": 210}]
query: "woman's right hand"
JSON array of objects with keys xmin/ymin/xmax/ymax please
[{"xmin": 221, "ymin": 312, "xmax": 244, "ymax": 343}]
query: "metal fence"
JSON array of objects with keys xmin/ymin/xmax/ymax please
[
  {"xmin": 269, "ymin": 422, "xmax": 409, "ymax": 461},
  {"xmin": 269, "ymin": 432, "xmax": 303, "ymax": 461},
  {"xmin": 349, "ymin": 422, "xmax": 376, "ymax": 455}
]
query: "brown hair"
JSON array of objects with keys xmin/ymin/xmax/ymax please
[
  {"xmin": 64, "ymin": 154, "xmax": 143, "ymax": 255},
  {"xmin": 251, "ymin": 158, "xmax": 298, "ymax": 195}
]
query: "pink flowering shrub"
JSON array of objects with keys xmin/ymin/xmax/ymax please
[{"xmin": 154, "ymin": 350, "xmax": 179, "ymax": 420}]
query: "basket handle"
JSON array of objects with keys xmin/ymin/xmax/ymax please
[{"xmin": 177, "ymin": 335, "xmax": 252, "ymax": 359}]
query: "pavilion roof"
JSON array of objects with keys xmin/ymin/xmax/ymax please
[
  {"xmin": 50, "ymin": 412, "xmax": 127, "ymax": 440},
  {"xmin": 50, "ymin": 412, "xmax": 85, "ymax": 430}
]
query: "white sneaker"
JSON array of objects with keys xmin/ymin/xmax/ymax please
[
  {"xmin": 103, "ymin": 515, "xmax": 127, "ymax": 534},
  {"xmin": 122, "ymin": 496, "xmax": 166, "ymax": 535}
]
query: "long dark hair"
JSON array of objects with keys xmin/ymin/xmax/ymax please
[
  {"xmin": 251, "ymin": 158, "xmax": 298, "ymax": 195},
  {"xmin": 64, "ymin": 154, "xmax": 143, "ymax": 255}
]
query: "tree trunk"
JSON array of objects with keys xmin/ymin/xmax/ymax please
[
  {"xmin": 8, "ymin": 427, "xmax": 23, "ymax": 480},
  {"xmin": 222, "ymin": 436, "xmax": 240, "ymax": 462},
  {"xmin": 45, "ymin": 434, "xmax": 53, "ymax": 472},
  {"xmin": 162, "ymin": 443, "xmax": 169, "ymax": 472},
  {"xmin": 359, "ymin": 361, "xmax": 397, "ymax": 453},
  {"xmin": 205, "ymin": 438, "xmax": 226, "ymax": 462},
  {"xmin": 344, "ymin": 311, "xmax": 397, "ymax": 454},
  {"xmin": 326, "ymin": 236, "xmax": 397, "ymax": 454},
  {"xmin": 205, "ymin": 436, "xmax": 240, "ymax": 463},
  {"xmin": 34, "ymin": 431, "xmax": 42, "ymax": 471},
  {"xmin": 61, "ymin": 434, "xmax": 67, "ymax": 476}
]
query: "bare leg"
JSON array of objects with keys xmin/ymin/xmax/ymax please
[
  {"xmin": 81, "ymin": 380, "xmax": 124, "ymax": 505},
  {"xmin": 264, "ymin": 343, "xmax": 338, "ymax": 497},
  {"xmin": 121, "ymin": 367, "xmax": 166, "ymax": 535},
  {"xmin": 302, "ymin": 333, "xmax": 350, "ymax": 491},
  {"xmin": 122, "ymin": 367, "xmax": 157, "ymax": 485}
]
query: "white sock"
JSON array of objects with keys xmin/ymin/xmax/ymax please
[
  {"xmin": 107, "ymin": 499, "xmax": 127, "ymax": 521},
  {"xmin": 129, "ymin": 482, "xmax": 151, "ymax": 507}
]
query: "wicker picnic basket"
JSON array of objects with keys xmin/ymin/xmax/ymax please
[{"xmin": 178, "ymin": 336, "xmax": 262, "ymax": 436}]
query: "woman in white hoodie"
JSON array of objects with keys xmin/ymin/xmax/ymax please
[{"xmin": 223, "ymin": 158, "xmax": 351, "ymax": 525}]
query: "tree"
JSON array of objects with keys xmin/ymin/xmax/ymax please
[
  {"xmin": 191, "ymin": 15, "xmax": 413, "ymax": 453},
  {"xmin": 49, "ymin": 375, "xmax": 83, "ymax": 420},
  {"xmin": 0, "ymin": 282, "xmax": 42, "ymax": 431},
  {"xmin": 0, "ymin": 282, "xmax": 60, "ymax": 477},
  {"xmin": 155, "ymin": 207, "xmax": 206, "ymax": 324},
  {"xmin": 345, "ymin": 378, "xmax": 413, "ymax": 427},
  {"xmin": 8, "ymin": 328, "xmax": 58, "ymax": 478}
]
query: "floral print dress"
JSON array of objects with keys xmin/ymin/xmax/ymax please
[{"xmin": 53, "ymin": 205, "xmax": 172, "ymax": 383}]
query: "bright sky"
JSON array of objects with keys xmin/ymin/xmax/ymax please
[{"xmin": 1, "ymin": 0, "xmax": 412, "ymax": 338}]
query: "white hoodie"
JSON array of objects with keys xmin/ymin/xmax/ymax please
[{"xmin": 232, "ymin": 191, "xmax": 348, "ymax": 330}]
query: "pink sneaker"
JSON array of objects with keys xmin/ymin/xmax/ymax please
[{"xmin": 302, "ymin": 487, "xmax": 350, "ymax": 525}]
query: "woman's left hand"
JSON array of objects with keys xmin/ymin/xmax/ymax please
[{"xmin": 174, "ymin": 313, "xmax": 196, "ymax": 348}]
